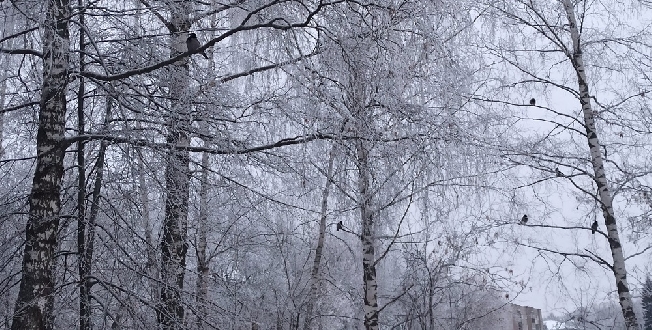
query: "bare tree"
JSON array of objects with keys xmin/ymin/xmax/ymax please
[
  {"xmin": 300, "ymin": 1, "xmax": 492, "ymax": 328},
  {"xmin": 561, "ymin": 1, "xmax": 637, "ymax": 326},
  {"xmin": 157, "ymin": 5, "xmax": 192, "ymax": 329},
  {"xmin": 476, "ymin": 0, "xmax": 652, "ymax": 328}
]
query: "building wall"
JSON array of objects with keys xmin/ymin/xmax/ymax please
[{"xmin": 490, "ymin": 303, "xmax": 543, "ymax": 330}]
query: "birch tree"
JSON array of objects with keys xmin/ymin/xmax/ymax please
[
  {"xmin": 303, "ymin": 1, "xmax": 491, "ymax": 328},
  {"xmin": 157, "ymin": 4, "xmax": 192, "ymax": 328},
  {"xmin": 11, "ymin": 0, "xmax": 70, "ymax": 328},
  {"xmin": 561, "ymin": 2, "xmax": 637, "ymax": 326},
  {"xmin": 477, "ymin": 1, "xmax": 652, "ymax": 328}
]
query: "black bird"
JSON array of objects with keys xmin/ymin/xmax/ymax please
[
  {"xmin": 591, "ymin": 220, "xmax": 598, "ymax": 234},
  {"xmin": 529, "ymin": 98, "xmax": 536, "ymax": 105},
  {"xmin": 186, "ymin": 33, "xmax": 209, "ymax": 59},
  {"xmin": 520, "ymin": 214, "xmax": 528, "ymax": 225},
  {"xmin": 336, "ymin": 221, "xmax": 343, "ymax": 231},
  {"xmin": 555, "ymin": 168, "xmax": 564, "ymax": 177}
]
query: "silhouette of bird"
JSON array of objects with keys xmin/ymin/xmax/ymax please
[
  {"xmin": 336, "ymin": 221, "xmax": 343, "ymax": 231},
  {"xmin": 186, "ymin": 33, "xmax": 208, "ymax": 59},
  {"xmin": 591, "ymin": 220, "xmax": 598, "ymax": 234},
  {"xmin": 520, "ymin": 214, "xmax": 528, "ymax": 225},
  {"xmin": 555, "ymin": 168, "xmax": 564, "ymax": 177},
  {"xmin": 529, "ymin": 98, "xmax": 536, "ymax": 105}
]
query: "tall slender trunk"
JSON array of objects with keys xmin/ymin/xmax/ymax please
[
  {"xmin": 303, "ymin": 145, "xmax": 337, "ymax": 330},
  {"xmin": 159, "ymin": 91, "xmax": 191, "ymax": 327},
  {"xmin": 562, "ymin": 1, "xmax": 638, "ymax": 328},
  {"xmin": 12, "ymin": 0, "xmax": 70, "ymax": 329},
  {"xmin": 158, "ymin": 6, "xmax": 192, "ymax": 327},
  {"xmin": 195, "ymin": 16, "xmax": 217, "ymax": 328},
  {"xmin": 0, "ymin": 84, "xmax": 5, "ymax": 158},
  {"xmin": 159, "ymin": 97, "xmax": 191, "ymax": 329},
  {"xmin": 0, "ymin": 52, "xmax": 7, "ymax": 158},
  {"xmin": 78, "ymin": 87, "xmax": 111, "ymax": 330},
  {"xmin": 76, "ymin": 2, "xmax": 91, "ymax": 328},
  {"xmin": 0, "ymin": 3, "xmax": 15, "ymax": 159},
  {"xmin": 195, "ymin": 150, "xmax": 210, "ymax": 330},
  {"xmin": 138, "ymin": 146, "xmax": 158, "ymax": 301},
  {"xmin": 357, "ymin": 138, "xmax": 378, "ymax": 330}
]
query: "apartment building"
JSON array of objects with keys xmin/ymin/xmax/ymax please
[{"xmin": 492, "ymin": 303, "xmax": 544, "ymax": 330}]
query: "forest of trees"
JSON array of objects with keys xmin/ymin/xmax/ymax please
[{"xmin": 1, "ymin": 0, "xmax": 652, "ymax": 329}]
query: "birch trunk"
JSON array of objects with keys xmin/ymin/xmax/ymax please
[
  {"xmin": 158, "ymin": 7, "xmax": 192, "ymax": 328},
  {"xmin": 12, "ymin": 0, "xmax": 70, "ymax": 329},
  {"xmin": 195, "ymin": 150, "xmax": 210, "ymax": 330},
  {"xmin": 357, "ymin": 138, "xmax": 378, "ymax": 330},
  {"xmin": 562, "ymin": 1, "xmax": 639, "ymax": 328},
  {"xmin": 303, "ymin": 145, "xmax": 336, "ymax": 330},
  {"xmin": 159, "ymin": 98, "xmax": 191, "ymax": 329}
]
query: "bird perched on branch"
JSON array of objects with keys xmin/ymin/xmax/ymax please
[
  {"xmin": 591, "ymin": 220, "xmax": 598, "ymax": 234},
  {"xmin": 520, "ymin": 214, "xmax": 528, "ymax": 225},
  {"xmin": 529, "ymin": 98, "xmax": 536, "ymax": 105},
  {"xmin": 555, "ymin": 168, "xmax": 564, "ymax": 177},
  {"xmin": 186, "ymin": 33, "xmax": 209, "ymax": 59},
  {"xmin": 336, "ymin": 221, "xmax": 343, "ymax": 231}
]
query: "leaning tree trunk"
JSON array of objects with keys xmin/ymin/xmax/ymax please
[
  {"xmin": 11, "ymin": 0, "xmax": 70, "ymax": 329},
  {"xmin": 77, "ymin": 84, "xmax": 111, "ymax": 330},
  {"xmin": 562, "ymin": 1, "xmax": 639, "ymax": 328},
  {"xmin": 158, "ymin": 6, "xmax": 192, "ymax": 329},
  {"xmin": 304, "ymin": 145, "xmax": 337, "ymax": 330}
]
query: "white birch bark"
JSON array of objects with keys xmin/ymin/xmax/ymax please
[
  {"xmin": 562, "ymin": 1, "xmax": 639, "ymax": 328},
  {"xmin": 159, "ymin": 6, "xmax": 192, "ymax": 327},
  {"xmin": 11, "ymin": 0, "xmax": 70, "ymax": 329},
  {"xmin": 159, "ymin": 52, "xmax": 192, "ymax": 330},
  {"xmin": 357, "ymin": 137, "xmax": 379, "ymax": 330},
  {"xmin": 195, "ymin": 150, "xmax": 210, "ymax": 330}
]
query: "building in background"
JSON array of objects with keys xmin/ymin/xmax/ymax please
[{"xmin": 492, "ymin": 303, "xmax": 544, "ymax": 330}]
